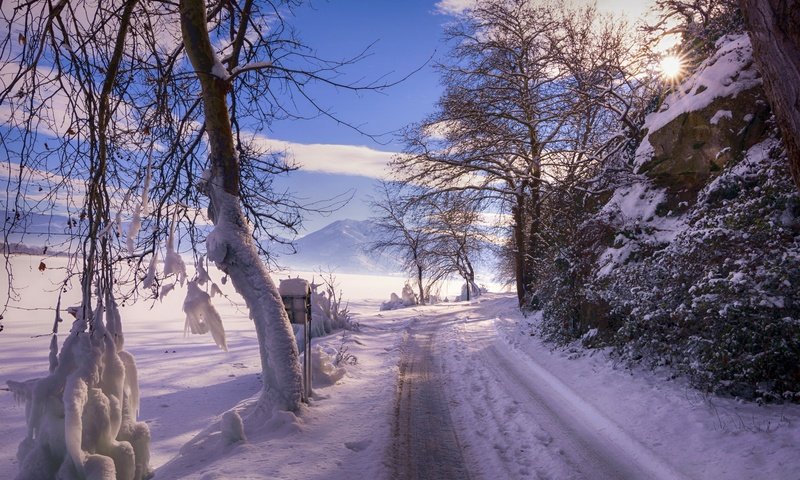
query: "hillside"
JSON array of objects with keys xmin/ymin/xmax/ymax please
[
  {"xmin": 283, "ymin": 219, "xmax": 403, "ymax": 274},
  {"xmin": 535, "ymin": 33, "xmax": 800, "ymax": 401}
]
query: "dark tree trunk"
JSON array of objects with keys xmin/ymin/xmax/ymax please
[
  {"xmin": 525, "ymin": 176, "xmax": 541, "ymax": 292},
  {"xmin": 512, "ymin": 193, "xmax": 528, "ymax": 307},
  {"xmin": 462, "ymin": 260, "xmax": 476, "ymax": 301},
  {"xmin": 739, "ymin": 0, "xmax": 800, "ymax": 188},
  {"xmin": 417, "ymin": 264, "xmax": 425, "ymax": 304}
]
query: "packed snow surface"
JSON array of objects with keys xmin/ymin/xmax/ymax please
[{"xmin": 2, "ymin": 255, "xmax": 799, "ymax": 479}]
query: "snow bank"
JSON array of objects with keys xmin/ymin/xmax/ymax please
[
  {"xmin": 310, "ymin": 346, "xmax": 346, "ymax": 388},
  {"xmin": 380, "ymin": 283, "xmax": 418, "ymax": 310},
  {"xmin": 485, "ymin": 298, "xmax": 800, "ymax": 480}
]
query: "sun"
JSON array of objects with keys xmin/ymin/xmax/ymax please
[{"xmin": 659, "ymin": 55, "xmax": 683, "ymax": 80}]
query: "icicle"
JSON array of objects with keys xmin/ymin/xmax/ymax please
[
  {"xmin": 63, "ymin": 374, "xmax": 89, "ymax": 477},
  {"xmin": 140, "ymin": 156, "xmax": 152, "ymax": 217},
  {"xmin": 6, "ymin": 379, "xmax": 35, "ymax": 406},
  {"xmin": 196, "ymin": 255, "xmax": 210, "ymax": 285},
  {"xmin": 163, "ymin": 248, "xmax": 186, "ymax": 285},
  {"xmin": 100, "ymin": 333, "xmax": 125, "ymax": 437},
  {"xmin": 126, "ymin": 156, "xmax": 152, "ymax": 254},
  {"xmin": 48, "ymin": 335, "xmax": 59, "ymax": 374},
  {"xmin": 159, "ymin": 282, "xmax": 175, "ymax": 300},
  {"xmin": 118, "ymin": 351, "xmax": 140, "ymax": 417},
  {"xmin": 116, "ymin": 212, "xmax": 122, "ymax": 235},
  {"xmin": 127, "ymin": 204, "xmax": 142, "ymax": 255},
  {"xmin": 49, "ymin": 296, "xmax": 62, "ymax": 373},
  {"xmin": 142, "ymin": 249, "xmax": 159, "ymax": 290},
  {"xmin": 105, "ymin": 292, "xmax": 123, "ymax": 350},
  {"xmin": 183, "ymin": 280, "xmax": 227, "ymax": 351},
  {"xmin": 91, "ymin": 297, "xmax": 107, "ymax": 335},
  {"xmin": 163, "ymin": 207, "xmax": 187, "ymax": 286}
]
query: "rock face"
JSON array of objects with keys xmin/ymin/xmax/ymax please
[
  {"xmin": 635, "ymin": 34, "xmax": 769, "ymax": 193},
  {"xmin": 640, "ymin": 87, "xmax": 770, "ymax": 190}
]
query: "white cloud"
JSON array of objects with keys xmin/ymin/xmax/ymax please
[
  {"xmin": 422, "ymin": 120, "xmax": 458, "ymax": 141},
  {"xmin": 479, "ymin": 211, "xmax": 510, "ymax": 227},
  {"xmin": 251, "ymin": 136, "xmax": 397, "ymax": 179},
  {"xmin": 435, "ymin": 0, "xmax": 476, "ymax": 16}
]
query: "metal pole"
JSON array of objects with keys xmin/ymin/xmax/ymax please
[{"xmin": 304, "ymin": 286, "xmax": 312, "ymax": 401}]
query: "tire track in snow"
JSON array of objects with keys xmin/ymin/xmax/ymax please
[
  {"xmin": 441, "ymin": 316, "xmax": 689, "ymax": 480},
  {"xmin": 391, "ymin": 318, "xmax": 474, "ymax": 480}
]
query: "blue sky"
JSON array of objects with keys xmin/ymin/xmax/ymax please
[
  {"xmin": 251, "ymin": 0, "xmax": 655, "ymax": 233},
  {"xmin": 266, "ymin": 1, "xmax": 450, "ymax": 233}
]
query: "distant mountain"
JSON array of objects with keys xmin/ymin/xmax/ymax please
[{"xmin": 283, "ymin": 219, "xmax": 403, "ymax": 274}]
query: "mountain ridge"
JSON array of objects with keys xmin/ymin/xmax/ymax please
[{"xmin": 283, "ymin": 219, "xmax": 403, "ymax": 274}]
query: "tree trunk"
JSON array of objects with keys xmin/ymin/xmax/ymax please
[
  {"xmin": 511, "ymin": 194, "xmax": 528, "ymax": 307},
  {"xmin": 466, "ymin": 261, "xmax": 477, "ymax": 299},
  {"xmin": 417, "ymin": 264, "xmax": 425, "ymax": 305},
  {"xmin": 180, "ymin": 0, "xmax": 302, "ymax": 412},
  {"xmin": 462, "ymin": 257, "xmax": 476, "ymax": 301},
  {"xmin": 525, "ymin": 178, "xmax": 541, "ymax": 292},
  {"xmin": 739, "ymin": 0, "xmax": 800, "ymax": 188}
]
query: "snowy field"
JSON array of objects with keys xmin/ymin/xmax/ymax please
[{"xmin": 2, "ymin": 254, "xmax": 799, "ymax": 479}]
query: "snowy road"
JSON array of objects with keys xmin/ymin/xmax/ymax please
[
  {"xmin": 392, "ymin": 301, "xmax": 689, "ymax": 480},
  {"xmin": 391, "ymin": 320, "xmax": 472, "ymax": 480}
]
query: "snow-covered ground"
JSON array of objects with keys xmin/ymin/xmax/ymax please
[
  {"xmin": 2, "ymin": 254, "xmax": 798, "ymax": 479},
  {"xmin": 439, "ymin": 301, "xmax": 800, "ymax": 479}
]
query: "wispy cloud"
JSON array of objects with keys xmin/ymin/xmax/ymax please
[
  {"xmin": 251, "ymin": 136, "xmax": 397, "ymax": 180},
  {"xmin": 434, "ymin": 0, "xmax": 476, "ymax": 15}
]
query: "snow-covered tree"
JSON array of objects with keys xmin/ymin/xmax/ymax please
[{"xmin": 1, "ymin": 0, "xmax": 396, "ymax": 476}]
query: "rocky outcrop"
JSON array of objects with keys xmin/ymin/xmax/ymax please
[
  {"xmin": 639, "ymin": 87, "xmax": 770, "ymax": 190},
  {"xmin": 635, "ymin": 34, "xmax": 770, "ymax": 193}
]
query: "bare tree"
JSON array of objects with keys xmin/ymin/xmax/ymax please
[
  {"xmin": 422, "ymin": 192, "xmax": 485, "ymax": 300},
  {"xmin": 645, "ymin": 0, "xmax": 741, "ymax": 51},
  {"xmin": 368, "ymin": 181, "xmax": 451, "ymax": 304},
  {"xmin": 393, "ymin": 0, "xmax": 648, "ymax": 306}
]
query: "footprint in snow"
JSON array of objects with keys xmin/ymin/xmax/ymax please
[{"xmin": 344, "ymin": 439, "xmax": 372, "ymax": 452}]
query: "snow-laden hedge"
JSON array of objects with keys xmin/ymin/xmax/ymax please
[{"xmin": 537, "ymin": 139, "xmax": 800, "ymax": 401}]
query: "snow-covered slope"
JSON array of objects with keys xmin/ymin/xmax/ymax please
[
  {"xmin": 284, "ymin": 219, "xmax": 402, "ymax": 274},
  {"xmin": 537, "ymin": 33, "xmax": 800, "ymax": 400}
]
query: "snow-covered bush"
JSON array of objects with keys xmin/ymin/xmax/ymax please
[
  {"xmin": 311, "ymin": 344, "xmax": 348, "ymax": 388},
  {"xmin": 538, "ymin": 138, "xmax": 800, "ymax": 401},
  {"xmin": 456, "ymin": 282, "xmax": 486, "ymax": 301},
  {"xmin": 380, "ymin": 283, "xmax": 418, "ymax": 311},
  {"xmin": 8, "ymin": 300, "xmax": 152, "ymax": 479},
  {"xmin": 310, "ymin": 273, "xmax": 357, "ymax": 333},
  {"xmin": 603, "ymin": 141, "xmax": 800, "ymax": 399},
  {"xmin": 532, "ymin": 31, "xmax": 800, "ymax": 401}
]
